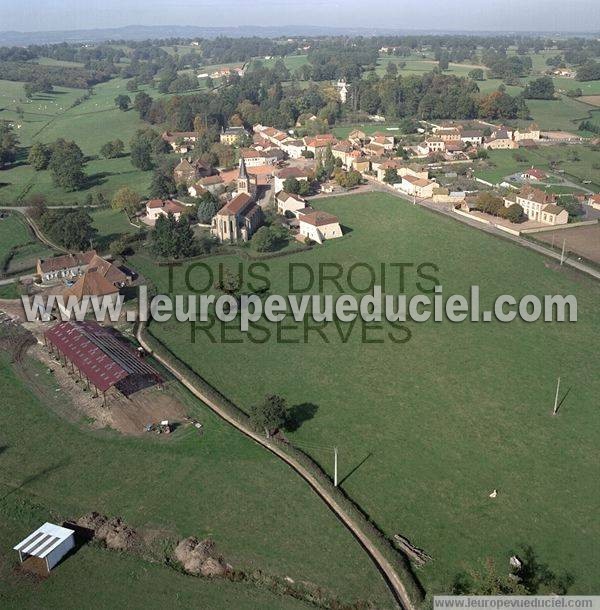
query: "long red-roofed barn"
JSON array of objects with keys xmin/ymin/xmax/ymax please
[{"xmin": 44, "ymin": 321, "xmax": 162, "ymax": 404}]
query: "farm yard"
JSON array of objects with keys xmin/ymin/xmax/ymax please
[{"xmin": 131, "ymin": 192, "xmax": 600, "ymax": 596}]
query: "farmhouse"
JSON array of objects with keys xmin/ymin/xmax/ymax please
[
  {"xmin": 276, "ymin": 191, "xmax": 307, "ymax": 215},
  {"xmin": 401, "ymin": 175, "xmax": 437, "ymax": 198},
  {"xmin": 298, "ymin": 210, "xmax": 343, "ymax": 244},
  {"xmin": 161, "ymin": 131, "xmax": 198, "ymax": 153},
  {"xmin": 376, "ymin": 160, "xmax": 404, "ymax": 182},
  {"xmin": 193, "ymin": 174, "xmax": 225, "ymax": 195},
  {"xmin": 240, "ymin": 148, "xmax": 280, "ymax": 167},
  {"xmin": 58, "ymin": 269, "xmax": 120, "ymax": 317},
  {"xmin": 514, "ymin": 123, "xmax": 541, "ymax": 142},
  {"xmin": 348, "ymin": 130, "xmax": 367, "ymax": 146},
  {"xmin": 37, "ymin": 250, "xmax": 97, "ymax": 284},
  {"xmin": 281, "ymin": 139, "xmax": 306, "ymax": 158},
  {"xmin": 460, "ymin": 129, "xmax": 485, "ymax": 146},
  {"xmin": 509, "ymin": 187, "xmax": 568, "ymax": 225},
  {"xmin": 434, "ymin": 127, "xmax": 461, "ymax": 142},
  {"xmin": 86, "ymin": 254, "xmax": 130, "ymax": 287},
  {"xmin": 274, "ymin": 166, "xmax": 311, "ymax": 193},
  {"xmin": 173, "ymin": 158, "xmax": 213, "ymax": 185},
  {"xmin": 587, "ymin": 194, "xmax": 600, "ymax": 210},
  {"xmin": 44, "ymin": 321, "xmax": 162, "ymax": 403},
  {"xmin": 145, "ymin": 199, "xmax": 190, "ymax": 222},
  {"xmin": 370, "ymin": 132, "xmax": 396, "ymax": 150},
  {"xmin": 485, "ymin": 130, "xmax": 518, "ymax": 150},
  {"xmin": 521, "ymin": 167, "xmax": 548, "ymax": 181},
  {"xmin": 211, "ymin": 158, "xmax": 264, "ymax": 242},
  {"xmin": 14, "ymin": 523, "xmax": 75, "ymax": 575}
]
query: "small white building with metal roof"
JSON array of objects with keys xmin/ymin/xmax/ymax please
[{"xmin": 14, "ymin": 522, "xmax": 75, "ymax": 573}]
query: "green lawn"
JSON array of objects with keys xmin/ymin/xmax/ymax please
[
  {"xmin": 475, "ymin": 145, "xmax": 600, "ymax": 188},
  {"xmin": 0, "ymin": 352, "xmax": 392, "ymax": 608},
  {"xmin": 0, "ymin": 156, "xmax": 153, "ymax": 206},
  {"xmin": 91, "ymin": 207, "xmax": 142, "ymax": 251},
  {"xmin": 132, "ymin": 192, "xmax": 600, "ymax": 596},
  {"xmin": 0, "ymin": 78, "xmax": 159, "ymax": 205},
  {"xmin": 525, "ymin": 96, "xmax": 600, "ymax": 133}
]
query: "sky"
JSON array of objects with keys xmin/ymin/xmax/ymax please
[{"xmin": 1, "ymin": 0, "xmax": 599, "ymax": 33}]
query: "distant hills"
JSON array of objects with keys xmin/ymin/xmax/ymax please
[{"xmin": 0, "ymin": 24, "xmax": 597, "ymax": 46}]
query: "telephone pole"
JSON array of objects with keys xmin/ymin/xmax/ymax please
[
  {"xmin": 553, "ymin": 377, "xmax": 561, "ymax": 415},
  {"xmin": 560, "ymin": 239, "xmax": 566, "ymax": 266},
  {"xmin": 334, "ymin": 447, "xmax": 338, "ymax": 487}
]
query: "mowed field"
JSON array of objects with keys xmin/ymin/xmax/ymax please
[
  {"xmin": 132, "ymin": 192, "xmax": 600, "ymax": 595},
  {"xmin": 0, "ymin": 351, "xmax": 393, "ymax": 608},
  {"xmin": 0, "ymin": 78, "xmax": 159, "ymax": 205},
  {"xmin": 475, "ymin": 145, "xmax": 600, "ymax": 188}
]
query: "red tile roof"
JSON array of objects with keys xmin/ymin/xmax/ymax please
[
  {"xmin": 217, "ymin": 193, "xmax": 254, "ymax": 216},
  {"xmin": 45, "ymin": 321, "xmax": 161, "ymax": 393},
  {"xmin": 299, "ymin": 211, "xmax": 340, "ymax": 227}
]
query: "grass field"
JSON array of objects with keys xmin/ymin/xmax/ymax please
[
  {"xmin": 0, "ymin": 78, "xmax": 161, "ymax": 205},
  {"xmin": 90, "ymin": 207, "xmax": 143, "ymax": 251},
  {"xmin": 0, "ymin": 213, "xmax": 53, "ymax": 274},
  {"xmin": 131, "ymin": 192, "xmax": 600, "ymax": 596},
  {"xmin": 475, "ymin": 145, "xmax": 600, "ymax": 188},
  {"xmin": 0, "ymin": 350, "xmax": 392, "ymax": 608}
]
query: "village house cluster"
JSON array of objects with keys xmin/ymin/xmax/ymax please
[{"xmin": 148, "ymin": 111, "xmax": 597, "ymax": 245}]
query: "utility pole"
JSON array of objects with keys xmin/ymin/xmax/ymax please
[
  {"xmin": 560, "ymin": 239, "xmax": 566, "ymax": 266},
  {"xmin": 553, "ymin": 377, "xmax": 561, "ymax": 415},
  {"xmin": 334, "ymin": 447, "xmax": 338, "ymax": 487}
]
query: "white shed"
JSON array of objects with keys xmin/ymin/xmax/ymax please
[{"xmin": 14, "ymin": 522, "xmax": 75, "ymax": 574}]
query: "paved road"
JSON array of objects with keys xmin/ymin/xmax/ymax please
[{"xmin": 135, "ymin": 322, "xmax": 420, "ymax": 610}]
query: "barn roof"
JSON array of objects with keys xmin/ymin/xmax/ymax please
[{"xmin": 45, "ymin": 321, "xmax": 160, "ymax": 392}]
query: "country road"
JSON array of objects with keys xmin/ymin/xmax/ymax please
[{"xmin": 135, "ymin": 322, "xmax": 421, "ymax": 610}]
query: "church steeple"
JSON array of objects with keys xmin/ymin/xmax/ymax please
[{"xmin": 237, "ymin": 155, "xmax": 250, "ymax": 195}]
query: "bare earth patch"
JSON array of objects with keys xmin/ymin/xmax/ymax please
[
  {"xmin": 22, "ymin": 341, "xmax": 189, "ymax": 436},
  {"xmin": 534, "ymin": 223, "xmax": 600, "ymax": 265},
  {"xmin": 579, "ymin": 95, "xmax": 600, "ymax": 107}
]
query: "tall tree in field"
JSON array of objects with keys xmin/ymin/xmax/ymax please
[
  {"xmin": 48, "ymin": 139, "xmax": 86, "ymax": 191},
  {"xmin": 100, "ymin": 139, "xmax": 124, "ymax": 159},
  {"xmin": 28, "ymin": 142, "xmax": 51, "ymax": 170},
  {"xmin": 130, "ymin": 130, "xmax": 154, "ymax": 171},
  {"xmin": 0, "ymin": 122, "xmax": 19, "ymax": 168},
  {"xmin": 249, "ymin": 394, "xmax": 288, "ymax": 438},
  {"xmin": 112, "ymin": 187, "xmax": 142, "ymax": 218},
  {"xmin": 39, "ymin": 208, "xmax": 97, "ymax": 250},
  {"xmin": 133, "ymin": 91, "xmax": 153, "ymax": 120},
  {"xmin": 151, "ymin": 213, "xmax": 196, "ymax": 258},
  {"xmin": 114, "ymin": 94, "xmax": 131, "ymax": 110}
]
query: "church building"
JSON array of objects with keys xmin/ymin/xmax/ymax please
[{"xmin": 211, "ymin": 157, "xmax": 263, "ymax": 242}]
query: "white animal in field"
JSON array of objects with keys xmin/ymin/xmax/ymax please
[{"xmin": 489, "ymin": 489, "xmax": 498, "ymax": 498}]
